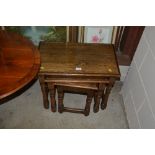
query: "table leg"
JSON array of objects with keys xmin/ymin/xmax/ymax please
[
  {"xmin": 39, "ymin": 76, "xmax": 49, "ymax": 109},
  {"xmin": 101, "ymin": 78, "xmax": 115, "ymax": 110},
  {"xmin": 84, "ymin": 91, "xmax": 93, "ymax": 116},
  {"xmin": 93, "ymin": 83, "xmax": 105, "ymax": 113},
  {"xmin": 58, "ymin": 87, "xmax": 64, "ymax": 113},
  {"xmin": 48, "ymin": 83, "xmax": 56, "ymax": 112}
]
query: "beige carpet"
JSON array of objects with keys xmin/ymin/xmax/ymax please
[{"xmin": 0, "ymin": 80, "xmax": 128, "ymax": 129}]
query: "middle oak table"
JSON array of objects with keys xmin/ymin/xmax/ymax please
[{"xmin": 38, "ymin": 42, "xmax": 120, "ymax": 113}]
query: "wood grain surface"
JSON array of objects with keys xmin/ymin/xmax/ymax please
[
  {"xmin": 38, "ymin": 42, "xmax": 120, "ymax": 113},
  {"xmin": 39, "ymin": 42, "xmax": 120, "ymax": 77},
  {"xmin": 0, "ymin": 30, "xmax": 40, "ymax": 99}
]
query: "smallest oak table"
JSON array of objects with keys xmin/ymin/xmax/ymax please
[
  {"xmin": 38, "ymin": 42, "xmax": 120, "ymax": 113},
  {"xmin": 0, "ymin": 30, "xmax": 40, "ymax": 100}
]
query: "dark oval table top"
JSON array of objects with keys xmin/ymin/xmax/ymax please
[{"xmin": 0, "ymin": 30, "xmax": 40, "ymax": 99}]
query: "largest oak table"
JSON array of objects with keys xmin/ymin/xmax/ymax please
[
  {"xmin": 39, "ymin": 42, "xmax": 120, "ymax": 113},
  {"xmin": 0, "ymin": 30, "xmax": 40, "ymax": 100}
]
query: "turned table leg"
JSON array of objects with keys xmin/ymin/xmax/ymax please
[
  {"xmin": 84, "ymin": 91, "xmax": 93, "ymax": 116},
  {"xmin": 101, "ymin": 78, "xmax": 115, "ymax": 110},
  {"xmin": 93, "ymin": 83, "xmax": 105, "ymax": 113},
  {"xmin": 57, "ymin": 87, "xmax": 64, "ymax": 113},
  {"xmin": 39, "ymin": 75, "xmax": 49, "ymax": 109},
  {"xmin": 48, "ymin": 83, "xmax": 56, "ymax": 112}
]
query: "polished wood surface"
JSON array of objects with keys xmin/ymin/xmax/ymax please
[
  {"xmin": 120, "ymin": 26, "xmax": 145, "ymax": 61},
  {"xmin": 56, "ymin": 82, "xmax": 98, "ymax": 90},
  {"xmin": 39, "ymin": 42, "xmax": 120, "ymax": 76},
  {"xmin": 38, "ymin": 42, "xmax": 120, "ymax": 115},
  {"xmin": 0, "ymin": 30, "xmax": 40, "ymax": 99}
]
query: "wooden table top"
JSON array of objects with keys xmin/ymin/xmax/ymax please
[
  {"xmin": 0, "ymin": 30, "xmax": 40, "ymax": 99},
  {"xmin": 39, "ymin": 42, "xmax": 120, "ymax": 77}
]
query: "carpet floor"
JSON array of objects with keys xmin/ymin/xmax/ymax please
[{"xmin": 0, "ymin": 80, "xmax": 129, "ymax": 129}]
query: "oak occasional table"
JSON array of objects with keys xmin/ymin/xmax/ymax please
[
  {"xmin": 38, "ymin": 42, "xmax": 120, "ymax": 113},
  {"xmin": 0, "ymin": 30, "xmax": 40, "ymax": 100}
]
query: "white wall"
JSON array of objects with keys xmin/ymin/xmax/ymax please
[
  {"xmin": 121, "ymin": 27, "xmax": 155, "ymax": 128},
  {"xmin": 119, "ymin": 66, "xmax": 129, "ymax": 82}
]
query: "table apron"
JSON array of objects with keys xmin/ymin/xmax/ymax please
[{"xmin": 44, "ymin": 78, "xmax": 110, "ymax": 83}]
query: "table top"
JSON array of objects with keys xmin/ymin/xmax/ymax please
[
  {"xmin": 39, "ymin": 42, "xmax": 120, "ymax": 78},
  {"xmin": 0, "ymin": 30, "xmax": 40, "ymax": 99}
]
